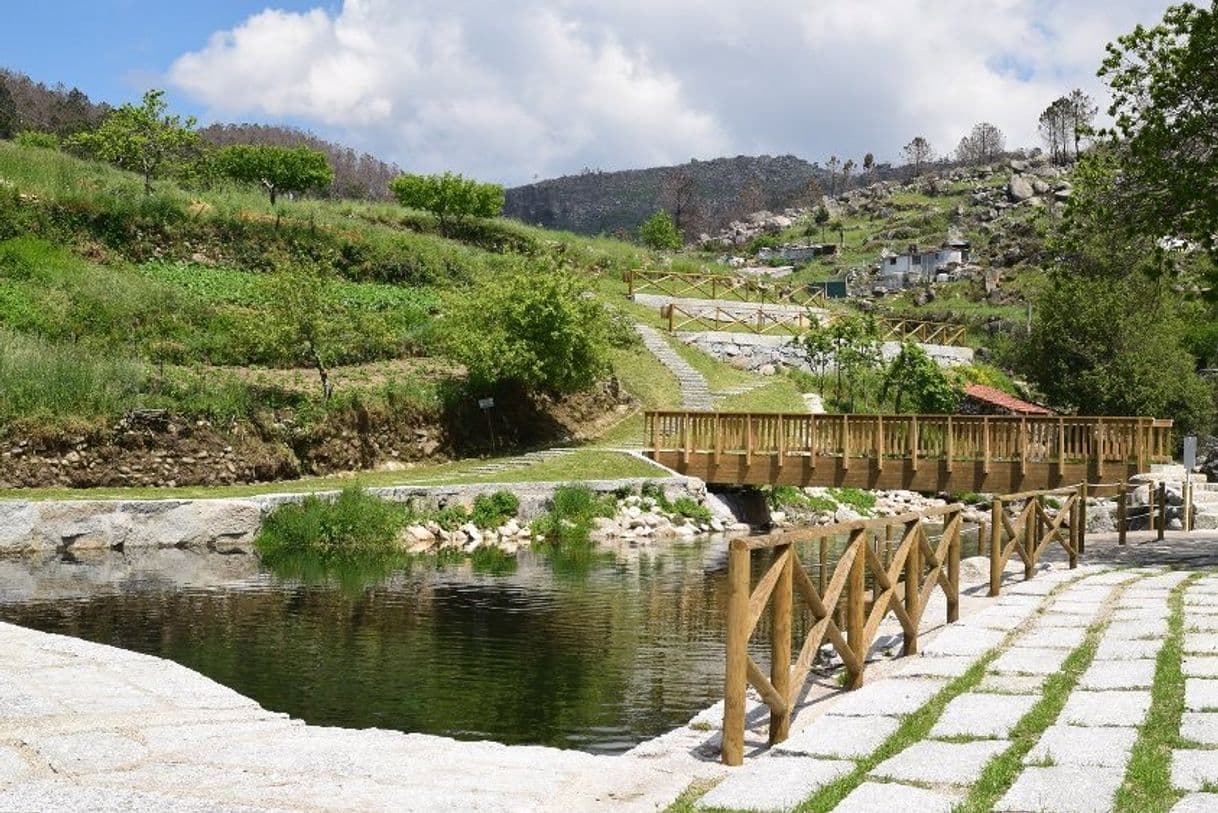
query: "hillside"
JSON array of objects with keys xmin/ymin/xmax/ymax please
[{"xmin": 505, "ymin": 155, "xmax": 833, "ymax": 238}]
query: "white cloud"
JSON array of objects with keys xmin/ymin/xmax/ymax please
[{"xmin": 169, "ymin": 0, "xmax": 1176, "ymax": 184}]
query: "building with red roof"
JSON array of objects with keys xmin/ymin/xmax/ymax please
[{"xmin": 961, "ymin": 383, "xmax": 1055, "ymax": 416}]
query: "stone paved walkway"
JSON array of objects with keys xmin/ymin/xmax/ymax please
[{"xmin": 635, "ymin": 324, "xmax": 715, "ymax": 410}]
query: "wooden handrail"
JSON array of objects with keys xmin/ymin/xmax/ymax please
[
  {"xmin": 988, "ymin": 484, "xmax": 1084, "ymax": 595},
  {"xmin": 721, "ymin": 505, "xmax": 963, "ymax": 765},
  {"xmin": 627, "ymin": 268, "xmax": 830, "ymax": 308}
]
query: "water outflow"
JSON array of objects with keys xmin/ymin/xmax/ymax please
[{"xmin": 707, "ymin": 486, "xmax": 771, "ymax": 528}]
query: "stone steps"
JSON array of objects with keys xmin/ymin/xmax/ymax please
[{"xmin": 635, "ymin": 324, "xmax": 715, "ymax": 410}]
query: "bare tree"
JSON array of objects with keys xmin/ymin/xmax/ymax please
[
  {"xmin": 862, "ymin": 152, "xmax": 875, "ymax": 183},
  {"xmin": 903, "ymin": 137, "xmax": 933, "ymax": 176},
  {"xmin": 659, "ymin": 168, "xmax": 701, "ymax": 237},
  {"xmin": 841, "ymin": 158, "xmax": 856, "ymax": 191},
  {"xmin": 955, "ymin": 122, "xmax": 1005, "ymax": 165},
  {"xmin": 800, "ymin": 176, "xmax": 825, "ymax": 208},
  {"xmin": 1039, "ymin": 97, "xmax": 1073, "ymax": 164},
  {"xmin": 826, "ymin": 155, "xmax": 841, "ymax": 196},
  {"xmin": 738, "ymin": 178, "xmax": 764, "ymax": 217},
  {"xmin": 1066, "ymin": 89, "xmax": 1098, "ymax": 159}
]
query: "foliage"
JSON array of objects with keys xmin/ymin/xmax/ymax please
[
  {"xmin": 955, "ymin": 122, "xmax": 1006, "ymax": 165},
  {"xmin": 1100, "ymin": 3, "xmax": 1218, "ymax": 256},
  {"xmin": 766, "ymin": 485, "xmax": 835, "ymax": 513},
  {"xmin": 258, "ymin": 264, "xmax": 347, "ymax": 399},
  {"xmin": 13, "ymin": 130, "xmax": 59, "ymax": 150},
  {"xmin": 670, "ymin": 496, "xmax": 712, "ymax": 524},
  {"xmin": 826, "ymin": 314, "xmax": 882, "ymax": 411},
  {"xmin": 389, "ymin": 171, "xmax": 504, "ymax": 224},
  {"xmin": 902, "ymin": 136, "xmax": 933, "ymax": 175},
  {"xmin": 443, "ymin": 259, "xmax": 610, "ymax": 395},
  {"xmin": 254, "ymin": 486, "xmax": 409, "ymax": 565},
  {"xmin": 470, "ymin": 491, "xmax": 520, "ymax": 530},
  {"xmin": 214, "ymin": 144, "xmax": 334, "ymax": 205},
  {"xmin": 881, "ymin": 342, "xmax": 958, "ymax": 413},
  {"xmin": 68, "ymin": 89, "xmax": 200, "ymax": 194},
  {"xmin": 531, "ymin": 484, "xmax": 615, "ymax": 545},
  {"xmin": 828, "ymin": 487, "xmax": 877, "ymax": 514},
  {"xmin": 638, "ymin": 210, "xmax": 682, "ymax": 250}
]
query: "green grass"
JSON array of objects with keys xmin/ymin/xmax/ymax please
[
  {"xmin": 718, "ymin": 377, "xmax": 807, "ymax": 413},
  {"xmin": 0, "ymin": 449, "xmax": 669, "ymax": 501},
  {"xmin": 666, "ymin": 335, "xmax": 758, "ymax": 393},
  {"xmin": 1113, "ymin": 576, "xmax": 1196, "ymax": 813}
]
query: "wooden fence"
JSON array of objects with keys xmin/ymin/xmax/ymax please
[
  {"xmin": 875, "ymin": 318, "xmax": 967, "ymax": 346},
  {"xmin": 663, "ymin": 303, "xmax": 822, "ymax": 335},
  {"xmin": 722, "ymin": 505, "xmax": 962, "ymax": 765},
  {"xmin": 987, "ymin": 485, "xmax": 1085, "ymax": 595},
  {"xmin": 626, "ymin": 268, "xmax": 830, "ymax": 309}
]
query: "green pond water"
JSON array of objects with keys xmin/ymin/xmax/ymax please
[{"xmin": 0, "ymin": 540, "xmax": 746, "ymax": 754}]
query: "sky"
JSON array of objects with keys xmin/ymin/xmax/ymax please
[{"xmin": 3, "ymin": 1, "xmax": 1180, "ymax": 186}]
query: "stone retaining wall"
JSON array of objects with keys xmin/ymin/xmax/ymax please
[
  {"xmin": 676, "ymin": 331, "xmax": 974, "ymax": 373},
  {"xmin": 0, "ymin": 477, "xmax": 706, "ymax": 556}
]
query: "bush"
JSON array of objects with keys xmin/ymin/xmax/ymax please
[
  {"xmin": 638, "ymin": 210, "xmax": 682, "ymax": 250},
  {"xmin": 13, "ymin": 131, "xmax": 60, "ymax": 150},
  {"xmin": 254, "ymin": 487, "xmax": 409, "ymax": 565},
  {"xmin": 828, "ymin": 487, "xmax": 877, "ymax": 514},
  {"xmin": 471, "ymin": 491, "xmax": 520, "ymax": 529},
  {"xmin": 670, "ymin": 496, "xmax": 712, "ymax": 524},
  {"xmin": 532, "ymin": 484, "xmax": 615, "ymax": 544},
  {"xmin": 443, "ymin": 258, "xmax": 611, "ymax": 395},
  {"xmin": 389, "ymin": 172, "xmax": 504, "ymax": 223}
]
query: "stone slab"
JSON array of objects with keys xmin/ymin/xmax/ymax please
[
  {"xmin": 1094, "ymin": 637, "xmax": 1161, "ymax": 660},
  {"xmin": 994, "ymin": 766, "xmax": 1124, "ymax": 813},
  {"xmin": 1185, "ymin": 616, "xmax": 1218, "ymax": 632},
  {"xmin": 871, "ymin": 739, "xmax": 1007, "ymax": 785},
  {"xmin": 1172, "ymin": 794, "xmax": 1218, "ymax": 813},
  {"xmin": 834, "ymin": 781, "xmax": 962, "ymax": 813},
  {"xmin": 1025, "ymin": 724, "xmax": 1137, "ymax": 768},
  {"xmin": 1172, "ymin": 749, "xmax": 1218, "ymax": 792},
  {"xmin": 1180, "ymin": 712, "xmax": 1218, "ymax": 745},
  {"xmin": 920, "ymin": 627, "xmax": 1005, "ymax": 658},
  {"xmin": 930, "ymin": 692, "xmax": 1038, "ymax": 739},
  {"xmin": 1106, "ymin": 620, "xmax": 1169, "ymax": 641},
  {"xmin": 976, "ymin": 674, "xmax": 1046, "ymax": 695},
  {"xmin": 1060, "ymin": 690, "xmax": 1150, "ymax": 727},
  {"xmin": 775, "ymin": 715, "xmax": 899, "ymax": 759},
  {"xmin": 1079, "ymin": 659, "xmax": 1157, "ymax": 690},
  {"xmin": 26, "ymin": 731, "xmax": 150, "ymax": 776},
  {"xmin": 1013, "ymin": 626, "xmax": 1088, "ymax": 650},
  {"xmin": 1185, "ymin": 633, "xmax": 1218, "ymax": 655},
  {"xmin": 0, "ymin": 780, "xmax": 269, "ymax": 813},
  {"xmin": 827, "ymin": 678, "xmax": 945, "ymax": 717},
  {"xmin": 893, "ymin": 655, "xmax": 975, "ymax": 679},
  {"xmin": 990, "ymin": 647, "xmax": 1069, "ymax": 676},
  {"xmin": 0, "ymin": 746, "xmax": 31, "ymax": 782},
  {"xmin": 694, "ymin": 756, "xmax": 851, "ymax": 811},
  {"xmin": 1185, "ymin": 678, "xmax": 1218, "ymax": 711}
]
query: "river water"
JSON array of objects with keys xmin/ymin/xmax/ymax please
[{"xmin": 0, "ymin": 541, "xmax": 740, "ymax": 754}]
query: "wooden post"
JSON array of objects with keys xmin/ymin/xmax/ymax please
[
  {"xmin": 1024, "ymin": 500, "xmax": 1036, "ymax": 581},
  {"xmin": 903, "ymin": 520, "xmax": 921, "ymax": 656},
  {"xmin": 989, "ymin": 498, "xmax": 1003, "ymax": 597},
  {"xmin": 947, "ymin": 509, "xmax": 961, "ymax": 624},
  {"xmin": 1158, "ymin": 480, "xmax": 1167, "ymax": 541},
  {"xmin": 983, "ymin": 417, "xmax": 991, "ymax": 475},
  {"xmin": 1078, "ymin": 483, "xmax": 1088, "ymax": 555},
  {"xmin": 768, "ymin": 544, "xmax": 793, "ymax": 746},
  {"xmin": 876, "ymin": 414, "xmax": 884, "ymax": 471},
  {"xmin": 745, "ymin": 414, "xmax": 753, "ymax": 468},
  {"xmin": 847, "ymin": 529, "xmax": 866, "ymax": 689},
  {"xmin": 946, "ymin": 415, "xmax": 954, "ymax": 474},
  {"xmin": 1019, "ymin": 418, "xmax": 1028, "ymax": 478},
  {"xmin": 776, "ymin": 413, "xmax": 786, "ymax": 470},
  {"xmin": 842, "ymin": 414, "xmax": 850, "ymax": 471},
  {"xmin": 1148, "ymin": 479, "xmax": 1157, "ymax": 536},
  {"xmin": 1117, "ymin": 482, "xmax": 1128, "ymax": 546},
  {"xmin": 911, "ymin": 415, "xmax": 919, "ymax": 472},
  {"xmin": 1095, "ymin": 418, "xmax": 1105, "ymax": 481},
  {"xmin": 1068, "ymin": 493, "xmax": 1079, "ymax": 570},
  {"xmin": 722, "ymin": 539, "xmax": 750, "ymax": 766},
  {"xmin": 818, "ymin": 537, "xmax": 828, "ymax": 596}
]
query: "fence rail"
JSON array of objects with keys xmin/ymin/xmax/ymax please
[
  {"xmin": 876, "ymin": 318, "xmax": 967, "ymax": 346},
  {"xmin": 722, "ymin": 504, "xmax": 962, "ymax": 765},
  {"xmin": 987, "ymin": 484, "xmax": 1084, "ymax": 595},
  {"xmin": 663, "ymin": 303, "xmax": 821, "ymax": 335},
  {"xmin": 626, "ymin": 268, "xmax": 830, "ymax": 309}
]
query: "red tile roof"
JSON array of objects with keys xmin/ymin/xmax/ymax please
[{"xmin": 963, "ymin": 384, "xmax": 1055, "ymax": 416}]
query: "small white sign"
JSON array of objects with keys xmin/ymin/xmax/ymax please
[
  {"xmin": 1184, "ymin": 435, "xmax": 1197, "ymax": 471},
  {"xmin": 477, "ymin": 398, "xmax": 495, "ymax": 410}
]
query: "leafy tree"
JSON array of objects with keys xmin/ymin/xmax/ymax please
[
  {"xmin": 841, "ymin": 158, "xmax": 856, "ymax": 191},
  {"xmin": 13, "ymin": 131, "xmax": 59, "ymax": 150},
  {"xmin": 827, "ymin": 314, "xmax": 882, "ymax": 410},
  {"xmin": 215, "ymin": 144, "xmax": 334, "ymax": 205},
  {"xmin": 814, "ymin": 205, "xmax": 831, "ymax": 242},
  {"xmin": 1039, "ymin": 96, "xmax": 1074, "ymax": 164},
  {"xmin": 903, "ymin": 136, "xmax": 933, "ymax": 175},
  {"xmin": 1066, "ymin": 89, "xmax": 1098, "ymax": 158},
  {"xmin": 1099, "ymin": 3, "xmax": 1218, "ymax": 255},
  {"xmin": 444, "ymin": 260, "xmax": 610, "ymax": 395},
  {"xmin": 881, "ymin": 342, "xmax": 957, "ymax": 412},
  {"xmin": 956, "ymin": 122, "xmax": 1005, "ymax": 165},
  {"xmin": 862, "ymin": 152, "xmax": 875, "ymax": 182},
  {"xmin": 802, "ymin": 323, "xmax": 834, "ymax": 393},
  {"xmin": 260, "ymin": 264, "xmax": 343, "ymax": 399},
  {"xmin": 638, "ymin": 210, "xmax": 682, "ymax": 250},
  {"xmin": 388, "ymin": 171, "xmax": 504, "ymax": 225},
  {"xmin": 68, "ymin": 89, "xmax": 199, "ymax": 194}
]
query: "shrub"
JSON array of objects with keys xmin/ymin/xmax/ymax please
[
  {"xmin": 671, "ymin": 496, "xmax": 712, "ymax": 524},
  {"xmin": 638, "ymin": 210, "xmax": 682, "ymax": 250},
  {"xmin": 389, "ymin": 172, "xmax": 504, "ymax": 224},
  {"xmin": 828, "ymin": 487, "xmax": 877, "ymax": 514},
  {"xmin": 254, "ymin": 486, "xmax": 409, "ymax": 565},
  {"xmin": 471, "ymin": 491, "xmax": 520, "ymax": 529},
  {"xmin": 532, "ymin": 484, "xmax": 615, "ymax": 544},
  {"xmin": 14, "ymin": 131, "xmax": 60, "ymax": 150}
]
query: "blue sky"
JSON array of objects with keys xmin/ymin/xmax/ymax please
[{"xmin": 0, "ymin": 1, "xmax": 1180, "ymax": 184}]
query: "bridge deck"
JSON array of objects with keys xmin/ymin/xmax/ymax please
[{"xmin": 644, "ymin": 411, "xmax": 1174, "ymax": 492}]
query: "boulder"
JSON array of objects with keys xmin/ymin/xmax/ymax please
[{"xmin": 1007, "ymin": 175, "xmax": 1035, "ymax": 202}]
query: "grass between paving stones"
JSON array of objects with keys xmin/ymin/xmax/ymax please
[
  {"xmin": 1112, "ymin": 575, "xmax": 1197, "ymax": 813},
  {"xmin": 952, "ymin": 619, "xmax": 1106, "ymax": 812}
]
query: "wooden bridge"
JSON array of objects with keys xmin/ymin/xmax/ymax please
[{"xmin": 644, "ymin": 411, "xmax": 1174, "ymax": 493}]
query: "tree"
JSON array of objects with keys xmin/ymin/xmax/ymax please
[
  {"xmin": 215, "ymin": 144, "xmax": 334, "ymax": 205},
  {"xmin": 841, "ymin": 159, "xmax": 856, "ymax": 191},
  {"xmin": 0, "ymin": 81, "xmax": 16, "ymax": 140},
  {"xmin": 826, "ymin": 155, "xmax": 841, "ymax": 196},
  {"xmin": 659, "ymin": 168, "xmax": 701, "ymax": 238},
  {"xmin": 69, "ymin": 89, "xmax": 199, "ymax": 194},
  {"xmin": 826, "ymin": 314, "xmax": 881, "ymax": 411},
  {"xmin": 955, "ymin": 122, "xmax": 1005, "ymax": 165},
  {"xmin": 1099, "ymin": 3, "xmax": 1218, "ymax": 254},
  {"xmin": 863, "ymin": 152, "xmax": 875, "ymax": 183},
  {"xmin": 800, "ymin": 176, "xmax": 825, "ymax": 209},
  {"xmin": 802, "ymin": 324, "xmax": 834, "ymax": 394},
  {"xmin": 881, "ymin": 342, "xmax": 957, "ymax": 412},
  {"xmin": 903, "ymin": 137, "xmax": 933, "ymax": 175},
  {"xmin": 388, "ymin": 171, "xmax": 504, "ymax": 225},
  {"xmin": 444, "ymin": 260, "xmax": 610, "ymax": 395},
  {"xmin": 814, "ymin": 205, "xmax": 831, "ymax": 242},
  {"xmin": 261, "ymin": 265, "xmax": 343, "ymax": 399},
  {"xmin": 1039, "ymin": 97, "xmax": 1074, "ymax": 164},
  {"xmin": 1066, "ymin": 89, "xmax": 1098, "ymax": 159},
  {"xmin": 639, "ymin": 210, "xmax": 682, "ymax": 250},
  {"xmin": 738, "ymin": 178, "xmax": 764, "ymax": 215}
]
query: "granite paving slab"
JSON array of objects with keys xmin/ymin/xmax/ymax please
[
  {"xmin": 1012, "ymin": 625, "xmax": 1088, "ymax": 650},
  {"xmin": 1105, "ymin": 620, "xmax": 1169, "ymax": 641},
  {"xmin": 1185, "ymin": 616, "xmax": 1218, "ymax": 632},
  {"xmin": 834, "ymin": 781, "xmax": 962, "ymax": 813},
  {"xmin": 694, "ymin": 756, "xmax": 851, "ymax": 811},
  {"xmin": 930, "ymin": 692, "xmax": 1038, "ymax": 739},
  {"xmin": 1171, "ymin": 749, "xmax": 1218, "ymax": 791},
  {"xmin": 1172, "ymin": 794, "xmax": 1218, "ymax": 813},
  {"xmin": 1179, "ymin": 712, "xmax": 1218, "ymax": 745},
  {"xmin": 774, "ymin": 714, "xmax": 899, "ymax": 759},
  {"xmin": 1078, "ymin": 659, "xmax": 1157, "ymax": 690},
  {"xmin": 1059, "ymin": 690, "xmax": 1151, "ymax": 727},
  {"xmin": 1094, "ymin": 637, "xmax": 1161, "ymax": 660},
  {"xmin": 892, "ymin": 655, "xmax": 976, "ymax": 678},
  {"xmin": 870, "ymin": 739, "xmax": 1008, "ymax": 785},
  {"xmin": 1184, "ymin": 633, "xmax": 1218, "ymax": 655},
  {"xmin": 993, "ymin": 765, "xmax": 1124, "ymax": 813},
  {"xmin": 1184, "ymin": 678, "xmax": 1218, "ymax": 711},
  {"xmin": 1025, "ymin": 725, "xmax": 1137, "ymax": 768},
  {"xmin": 989, "ymin": 647, "xmax": 1070, "ymax": 676},
  {"xmin": 919, "ymin": 627, "xmax": 1006, "ymax": 657},
  {"xmin": 826, "ymin": 678, "xmax": 946, "ymax": 717},
  {"xmin": 976, "ymin": 674, "xmax": 1047, "ymax": 695}
]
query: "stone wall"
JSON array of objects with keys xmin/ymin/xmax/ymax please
[
  {"xmin": 676, "ymin": 331, "xmax": 974, "ymax": 374},
  {"xmin": 0, "ymin": 477, "xmax": 706, "ymax": 556}
]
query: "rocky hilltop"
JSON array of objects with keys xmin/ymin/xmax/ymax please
[{"xmin": 504, "ymin": 154, "xmax": 833, "ymax": 237}]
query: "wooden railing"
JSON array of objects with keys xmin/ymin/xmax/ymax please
[
  {"xmin": 646, "ymin": 412, "xmax": 1174, "ymax": 472},
  {"xmin": 722, "ymin": 505, "xmax": 962, "ymax": 765},
  {"xmin": 987, "ymin": 485, "xmax": 1084, "ymax": 595},
  {"xmin": 626, "ymin": 268, "xmax": 830, "ymax": 309},
  {"xmin": 876, "ymin": 318, "xmax": 967, "ymax": 346},
  {"xmin": 663, "ymin": 303, "xmax": 821, "ymax": 335}
]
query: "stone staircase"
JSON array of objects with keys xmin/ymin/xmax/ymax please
[{"xmin": 635, "ymin": 324, "xmax": 715, "ymax": 411}]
